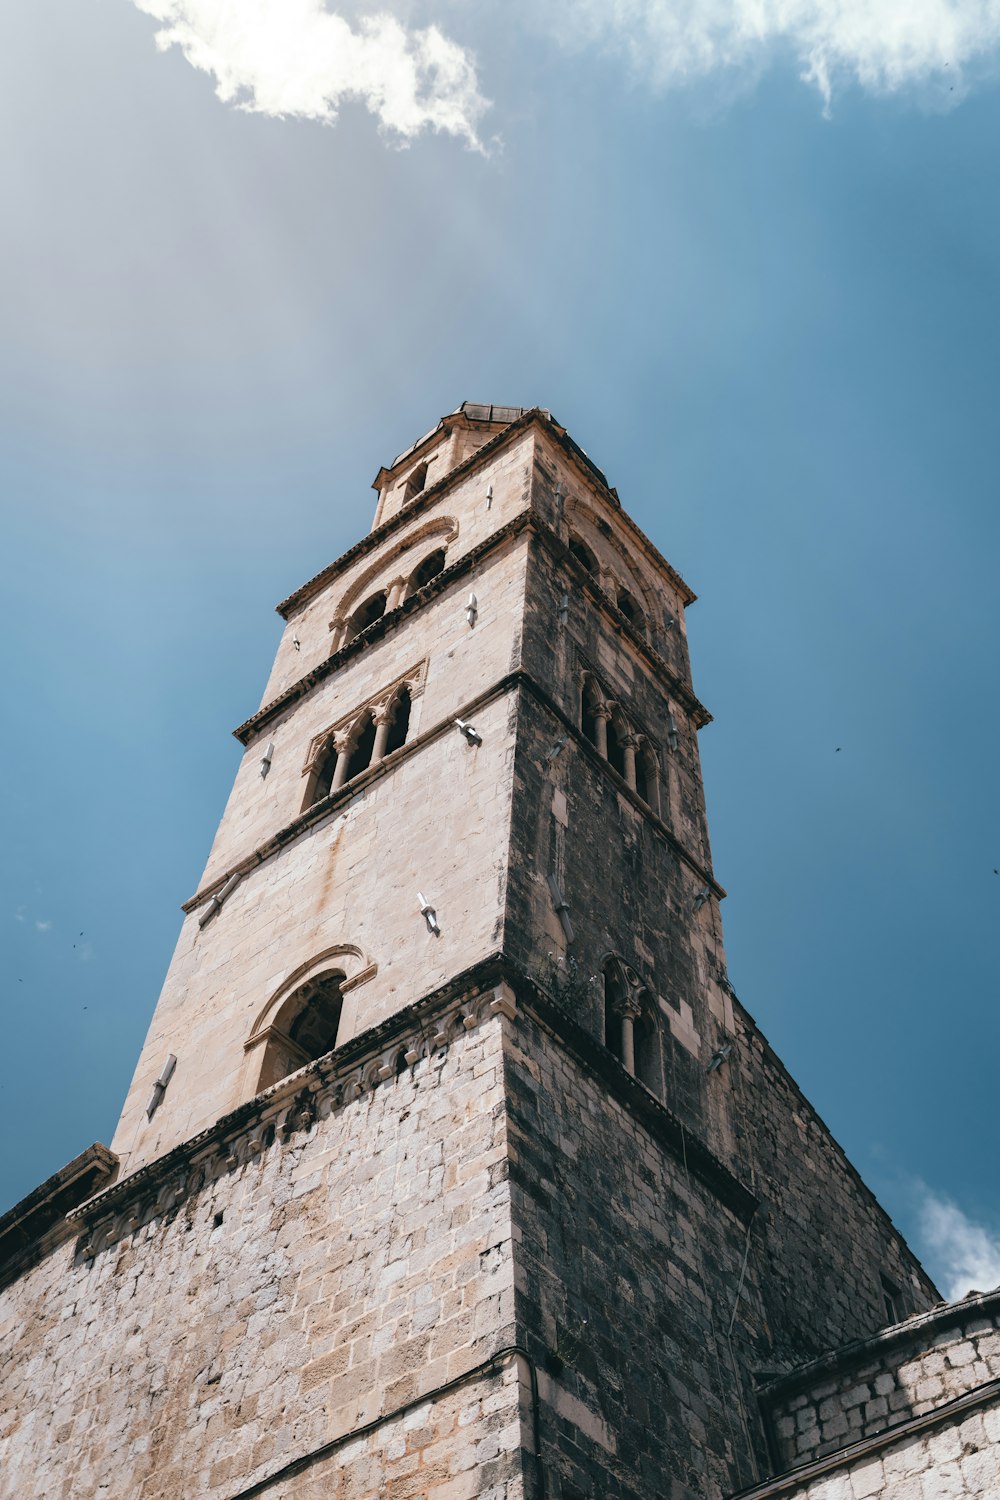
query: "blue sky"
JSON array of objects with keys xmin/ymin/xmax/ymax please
[{"xmin": 1, "ymin": 0, "xmax": 998, "ymax": 1299}]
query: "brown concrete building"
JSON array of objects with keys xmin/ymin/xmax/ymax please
[{"xmin": 0, "ymin": 404, "xmax": 994, "ymax": 1498}]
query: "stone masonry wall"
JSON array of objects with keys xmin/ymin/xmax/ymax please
[
  {"xmin": 765, "ymin": 1294, "xmax": 1000, "ymax": 1470},
  {"xmin": 504, "ymin": 1004, "xmax": 768, "ymax": 1500},
  {"xmin": 113, "ymin": 532, "xmax": 530, "ymax": 1172},
  {"xmin": 0, "ymin": 1016, "xmax": 524, "ymax": 1500},
  {"xmin": 737, "ymin": 1391, "xmax": 1000, "ymax": 1500}
]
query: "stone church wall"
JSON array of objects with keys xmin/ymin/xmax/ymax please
[
  {"xmin": 763, "ymin": 1291, "xmax": 1000, "ymax": 1469},
  {"xmin": 0, "ymin": 1016, "xmax": 525, "ymax": 1500},
  {"xmin": 503, "ymin": 1004, "xmax": 769, "ymax": 1500}
]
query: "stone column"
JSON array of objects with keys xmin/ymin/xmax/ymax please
[
  {"xmin": 594, "ymin": 706, "xmax": 611, "ymax": 759},
  {"xmin": 622, "ymin": 735, "xmax": 638, "ymax": 791},
  {"xmin": 618, "ymin": 995, "xmax": 642, "ymax": 1077},
  {"xmin": 330, "ymin": 731, "xmax": 353, "ymax": 792},
  {"xmin": 371, "ymin": 705, "xmax": 392, "ymax": 763},
  {"xmin": 386, "ymin": 577, "xmax": 406, "ymax": 611}
]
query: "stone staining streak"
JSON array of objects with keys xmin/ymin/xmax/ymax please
[{"xmin": 0, "ymin": 404, "xmax": 967, "ymax": 1500}]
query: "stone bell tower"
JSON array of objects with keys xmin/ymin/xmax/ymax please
[{"xmin": 0, "ymin": 404, "xmax": 939, "ymax": 1500}]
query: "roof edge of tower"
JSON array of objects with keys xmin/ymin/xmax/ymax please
[{"xmin": 277, "ymin": 407, "xmax": 618, "ymax": 620}]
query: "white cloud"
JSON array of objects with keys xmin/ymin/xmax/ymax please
[
  {"xmin": 131, "ymin": 0, "xmax": 489, "ymax": 146},
  {"xmin": 34, "ymin": 919, "xmax": 52, "ymax": 932},
  {"xmin": 917, "ymin": 1184, "xmax": 1000, "ymax": 1301},
  {"xmin": 537, "ymin": 0, "xmax": 1000, "ymax": 109}
]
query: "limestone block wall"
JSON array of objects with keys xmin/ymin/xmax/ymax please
[
  {"xmin": 505, "ymin": 681, "xmax": 736, "ymax": 1163},
  {"xmin": 519, "ymin": 528, "xmax": 712, "ymax": 873},
  {"xmin": 503, "ymin": 1004, "xmax": 768, "ymax": 1500},
  {"xmin": 112, "ymin": 683, "xmax": 519, "ymax": 1170},
  {"xmin": 732, "ymin": 1015, "xmax": 939, "ymax": 1374},
  {"xmin": 527, "ymin": 434, "xmax": 695, "ymax": 685},
  {"xmin": 764, "ymin": 1293, "xmax": 1000, "ymax": 1470},
  {"xmin": 736, "ymin": 1390, "xmax": 1000, "ymax": 1500},
  {"xmin": 0, "ymin": 1016, "xmax": 524, "ymax": 1500},
  {"xmin": 203, "ymin": 530, "xmax": 531, "ymax": 890},
  {"xmin": 261, "ymin": 426, "xmax": 537, "ymax": 708}
]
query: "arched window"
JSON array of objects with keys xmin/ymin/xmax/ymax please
[
  {"xmin": 617, "ymin": 589, "xmax": 645, "ymax": 635},
  {"xmin": 603, "ymin": 960, "xmax": 627, "ymax": 1064},
  {"xmin": 307, "ymin": 739, "xmax": 339, "ymax": 808},
  {"xmin": 343, "ymin": 712, "xmax": 377, "ymax": 783},
  {"xmin": 402, "ymin": 462, "xmax": 428, "ymax": 504},
  {"xmin": 581, "ymin": 677, "xmax": 602, "ymax": 748},
  {"xmin": 605, "ymin": 714, "xmax": 627, "ymax": 779},
  {"xmin": 256, "ymin": 970, "xmax": 345, "ymax": 1091},
  {"xmin": 382, "ymin": 686, "xmax": 411, "ymax": 757},
  {"xmin": 345, "ymin": 590, "xmax": 387, "ymax": 645},
  {"xmin": 569, "ymin": 537, "xmax": 598, "ymax": 576},
  {"xmin": 405, "ymin": 548, "xmax": 446, "ymax": 599},
  {"xmin": 639, "ymin": 743, "xmax": 660, "ymax": 812}
]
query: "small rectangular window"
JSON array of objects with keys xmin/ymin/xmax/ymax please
[{"xmin": 880, "ymin": 1273, "xmax": 902, "ymax": 1325}]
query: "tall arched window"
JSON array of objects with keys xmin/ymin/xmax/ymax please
[
  {"xmin": 569, "ymin": 537, "xmax": 598, "ymax": 576},
  {"xmin": 343, "ymin": 712, "xmax": 377, "ymax": 783},
  {"xmin": 405, "ymin": 548, "xmax": 446, "ymax": 599},
  {"xmin": 617, "ymin": 589, "xmax": 645, "ymax": 636},
  {"xmin": 382, "ymin": 686, "xmax": 412, "ymax": 757},
  {"xmin": 603, "ymin": 960, "xmax": 627, "ymax": 1064},
  {"xmin": 345, "ymin": 590, "xmax": 388, "ymax": 645},
  {"xmin": 581, "ymin": 677, "xmax": 603, "ymax": 748},
  {"xmin": 606, "ymin": 714, "xmax": 627, "ymax": 779},
  {"xmin": 402, "ymin": 463, "xmax": 428, "ymax": 504},
  {"xmin": 307, "ymin": 739, "xmax": 339, "ymax": 808},
  {"xmin": 256, "ymin": 970, "xmax": 345, "ymax": 1091}
]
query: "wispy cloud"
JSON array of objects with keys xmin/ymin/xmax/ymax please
[
  {"xmin": 34, "ymin": 919, "xmax": 53, "ymax": 932},
  {"xmin": 916, "ymin": 1183, "xmax": 1000, "ymax": 1301},
  {"xmin": 131, "ymin": 0, "xmax": 489, "ymax": 147},
  {"xmin": 535, "ymin": 0, "xmax": 1000, "ymax": 110}
]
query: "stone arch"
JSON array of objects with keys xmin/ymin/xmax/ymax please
[
  {"xmin": 343, "ymin": 589, "xmax": 388, "ymax": 646},
  {"xmin": 329, "ymin": 517, "xmax": 459, "ymax": 649},
  {"xmin": 563, "ymin": 495, "xmax": 662, "ymax": 631},
  {"xmin": 243, "ymin": 946, "xmax": 376, "ymax": 1097},
  {"xmin": 616, "ymin": 587, "xmax": 646, "ymax": 638},
  {"xmin": 568, "ymin": 534, "xmax": 599, "ymax": 577},
  {"xmin": 403, "ymin": 547, "xmax": 447, "ymax": 601},
  {"xmin": 381, "ymin": 683, "xmax": 412, "ymax": 758}
]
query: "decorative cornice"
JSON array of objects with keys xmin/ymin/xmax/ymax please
[
  {"xmin": 236, "ymin": 511, "xmax": 707, "ymax": 749},
  {"xmin": 276, "ymin": 411, "xmax": 546, "ymax": 620},
  {"xmin": 189, "ymin": 669, "xmax": 724, "ymax": 916},
  {"xmin": 63, "ymin": 956, "xmax": 754, "ymax": 1271},
  {"xmin": 0, "ymin": 1143, "xmax": 118, "ymax": 1290},
  {"xmin": 235, "ymin": 513, "xmax": 532, "ymax": 745},
  {"xmin": 68, "ymin": 961, "xmax": 518, "ymax": 1263}
]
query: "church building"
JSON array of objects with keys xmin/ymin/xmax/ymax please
[{"xmin": 1, "ymin": 404, "xmax": 997, "ymax": 1498}]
